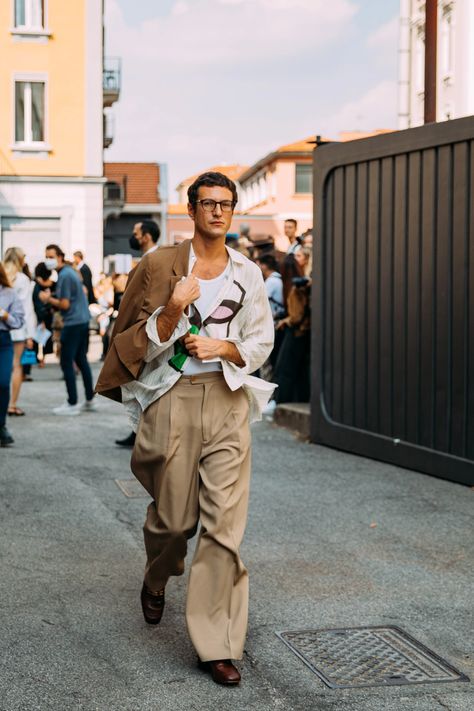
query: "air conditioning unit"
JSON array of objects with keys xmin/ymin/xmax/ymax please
[{"xmin": 104, "ymin": 181, "xmax": 123, "ymax": 202}]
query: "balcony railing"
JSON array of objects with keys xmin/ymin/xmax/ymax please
[{"xmin": 103, "ymin": 57, "xmax": 121, "ymax": 107}]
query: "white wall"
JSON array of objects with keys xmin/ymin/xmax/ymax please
[
  {"xmin": 398, "ymin": 0, "xmax": 474, "ymax": 128},
  {"xmin": 0, "ymin": 178, "xmax": 104, "ymax": 278}
]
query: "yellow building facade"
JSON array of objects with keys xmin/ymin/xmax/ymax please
[{"xmin": 0, "ymin": 0, "xmax": 108, "ymax": 276}]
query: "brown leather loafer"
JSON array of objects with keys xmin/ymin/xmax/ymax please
[
  {"xmin": 140, "ymin": 582, "xmax": 165, "ymax": 625},
  {"xmin": 198, "ymin": 659, "xmax": 241, "ymax": 686}
]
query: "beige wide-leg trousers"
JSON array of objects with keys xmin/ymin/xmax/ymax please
[{"xmin": 130, "ymin": 372, "xmax": 251, "ymax": 662}]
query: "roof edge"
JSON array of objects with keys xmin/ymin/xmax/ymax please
[{"xmin": 238, "ymin": 150, "xmax": 313, "ymax": 183}]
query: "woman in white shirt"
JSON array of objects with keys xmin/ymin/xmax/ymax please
[{"xmin": 3, "ymin": 247, "xmax": 37, "ymax": 416}]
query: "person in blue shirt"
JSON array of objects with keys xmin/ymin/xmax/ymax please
[
  {"xmin": 0, "ymin": 262, "xmax": 25, "ymax": 446},
  {"xmin": 38, "ymin": 244, "xmax": 96, "ymax": 416}
]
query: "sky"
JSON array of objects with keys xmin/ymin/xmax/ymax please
[{"xmin": 104, "ymin": 0, "xmax": 400, "ymax": 200}]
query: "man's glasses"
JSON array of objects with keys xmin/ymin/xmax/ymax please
[{"xmin": 196, "ymin": 199, "xmax": 235, "ymax": 213}]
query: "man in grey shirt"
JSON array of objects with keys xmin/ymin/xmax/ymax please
[{"xmin": 39, "ymin": 244, "xmax": 96, "ymax": 416}]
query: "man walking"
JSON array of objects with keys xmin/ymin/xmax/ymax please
[
  {"xmin": 73, "ymin": 251, "xmax": 96, "ymax": 305},
  {"xmin": 39, "ymin": 245, "xmax": 96, "ymax": 415},
  {"xmin": 96, "ymin": 172, "xmax": 274, "ymax": 685},
  {"xmin": 115, "ymin": 219, "xmax": 161, "ymax": 448}
]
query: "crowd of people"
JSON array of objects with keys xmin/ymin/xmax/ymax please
[
  {"xmin": 228, "ymin": 218, "xmax": 313, "ymax": 417},
  {"xmin": 0, "ymin": 216, "xmax": 312, "ymax": 448},
  {"xmin": 0, "ymin": 245, "xmax": 99, "ymax": 447}
]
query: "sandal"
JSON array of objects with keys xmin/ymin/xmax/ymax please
[{"xmin": 8, "ymin": 407, "xmax": 25, "ymax": 416}]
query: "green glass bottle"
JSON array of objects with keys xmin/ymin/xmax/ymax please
[{"xmin": 168, "ymin": 325, "xmax": 199, "ymax": 372}]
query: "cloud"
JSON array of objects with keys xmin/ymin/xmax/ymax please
[
  {"xmin": 104, "ymin": 1, "xmax": 399, "ymax": 198},
  {"xmin": 367, "ymin": 15, "xmax": 399, "ymax": 50},
  {"xmin": 366, "ymin": 14, "xmax": 399, "ymax": 75},
  {"xmin": 104, "ymin": 0, "xmax": 359, "ymax": 194},
  {"xmin": 105, "ymin": 0, "xmax": 357, "ymax": 67},
  {"xmin": 317, "ymin": 80, "xmax": 398, "ymax": 138}
]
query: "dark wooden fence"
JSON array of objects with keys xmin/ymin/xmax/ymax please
[{"xmin": 311, "ymin": 116, "xmax": 474, "ymax": 486}]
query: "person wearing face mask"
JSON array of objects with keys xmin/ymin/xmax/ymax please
[
  {"xmin": 128, "ymin": 220, "xmax": 160, "ymax": 258},
  {"xmin": 115, "ymin": 220, "xmax": 161, "ymax": 448},
  {"xmin": 39, "ymin": 245, "xmax": 96, "ymax": 416}
]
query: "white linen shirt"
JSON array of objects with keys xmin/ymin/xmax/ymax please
[{"xmin": 121, "ymin": 246, "xmax": 276, "ymax": 431}]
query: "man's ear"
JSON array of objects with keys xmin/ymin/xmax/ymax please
[{"xmin": 187, "ymin": 203, "xmax": 195, "ymax": 221}]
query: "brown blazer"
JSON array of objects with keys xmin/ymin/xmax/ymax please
[{"xmin": 96, "ymin": 239, "xmax": 192, "ymax": 401}]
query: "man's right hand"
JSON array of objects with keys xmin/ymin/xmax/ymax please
[
  {"xmin": 170, "ymin": 274, "xmax": 200, "ymax": 310},
  {"xmin": 156, "ymin": 275, "xmax": 200, "ymax": 343}
]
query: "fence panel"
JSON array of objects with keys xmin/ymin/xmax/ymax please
[{"xmin": 311, "ymin": 116, "xmax": 474, "ymax": 486}]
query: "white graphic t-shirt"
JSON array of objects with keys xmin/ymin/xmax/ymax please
[{"xmin": 184, "ymin": 260, "xmax": 231, "ymax": 374}]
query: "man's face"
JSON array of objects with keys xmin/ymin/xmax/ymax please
[
  {"xmin": 45, "ymin": 248, "xmax": 62, "ymax": 266},
  {"xmin": 73, "ymin": 254, "xmax": 80, "ymax": 266},
  {"xmin": 284, "ymin": 221, "xmax": 297, "ymax": 241},
  {"xmin": 188, "ymin": 186, "xmax": 234, "ymax": 240},
  {"xmin": 132, "ymin": 223, "xmax": 145, "ymax": 249}
]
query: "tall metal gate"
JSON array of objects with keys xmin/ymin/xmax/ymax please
[{"xmin": 311, "ymin": 116, "xmax": 474, "ymax": 486}]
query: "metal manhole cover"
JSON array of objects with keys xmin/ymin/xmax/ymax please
[
  {"xmin": 276, "ymin": 626, "xmax": 469, "ymax": 689},
  {"xmin": 115, "ymin": 479, "xmax": 150, "ymax": 498}
]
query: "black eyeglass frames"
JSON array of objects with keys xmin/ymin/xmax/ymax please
[{"xmin": 195, "ymin": 199, "xmax": 236, "ymax": 213}]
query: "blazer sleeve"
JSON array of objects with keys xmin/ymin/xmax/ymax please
[{"xmin": 95, "ymin": 258, "xmax": 153, "ymax": 398}]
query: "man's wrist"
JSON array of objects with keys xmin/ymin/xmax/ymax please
[
  {"xmin": 215, "ymin": 340, "xmax": 227, "ymax": 358},
  {"xmin": 168, "ymin": 295, "xmax": 185, "ymax": 312}
]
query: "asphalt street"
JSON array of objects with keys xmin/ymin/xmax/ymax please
[{"xmin": 0, "ymin": 359, "xmax": 473, "ymax": 711}]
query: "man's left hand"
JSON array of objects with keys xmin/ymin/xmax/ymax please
[{"xmin": 183, "ymin": 334, "xmax": 222, "ymax": 361}]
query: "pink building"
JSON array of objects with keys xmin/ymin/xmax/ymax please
[
  {"xmin": 166, "ymin": 131, "xmax": 395, "ymax": 249},
  {"xmin": 167, "ymin": 141, "xmax": 316, "ymax": 250},
  {"xmin": 237, "ymin": 137, "xmax": 316, "ymax": 251}
]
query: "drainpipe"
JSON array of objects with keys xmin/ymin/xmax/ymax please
[{"xmin": 424, "ymin": 0, "xmax": 438, "ymax": 123}]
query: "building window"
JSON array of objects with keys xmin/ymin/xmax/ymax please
[
  {"xmin": 441, "ymin": 6, "xmax": 453, "ymax": 77},
  {"xmin": 295, "ymin": 164, "xmax": 312, "ymax": 194},
  {"xmin": 15, "ymin": 81, "xmax": 45, "ymax": 144},
  {"xmin": 14, "ymin": 0, "xmax": 44, "ymax": 29},
  {"xmin": 415, "ymin": 23, "xmax": 425, "ymax": 94}
]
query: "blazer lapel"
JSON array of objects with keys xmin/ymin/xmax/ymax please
[{"xmin": 172, "ymin": 239, "xmax": 192, "ymax": 276}]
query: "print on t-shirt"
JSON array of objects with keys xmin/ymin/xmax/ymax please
[{"xmin": 190, "ymin": 280, "xmax": 246, "ymax": 338}]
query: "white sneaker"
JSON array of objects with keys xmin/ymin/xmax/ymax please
[
  {"xmin": 262, "ymin": 399, "xmax": 277, "ymax": 417},
  {"xmin": 52, "ymin": 402, "xmax": 81, "ymax": 416},
  {"xmin": 80, "ymin": 399, "xmax": 98, "ymax": 412}
]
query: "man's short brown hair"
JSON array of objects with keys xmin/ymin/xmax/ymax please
[{"xmin": 188, "ymin": 171, "xmax": 238, "ymax": 208}]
